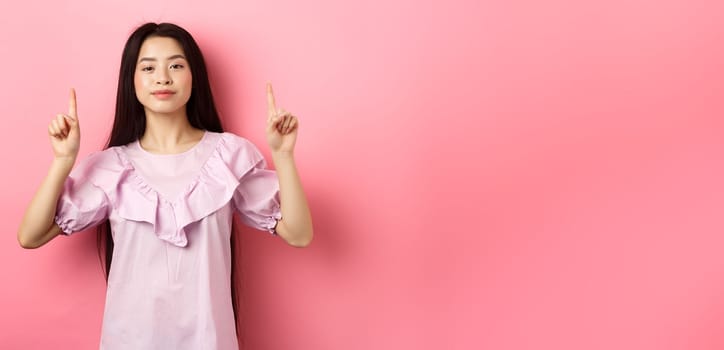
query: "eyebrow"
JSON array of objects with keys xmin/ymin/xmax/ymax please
[{"xmin": 137, "ymin": 54, "xmax": 187, "ymax": 63}]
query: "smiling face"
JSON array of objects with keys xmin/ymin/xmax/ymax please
[{"xmin": 134, "ymin": 36, "xmax": 193, "ymax": 117}]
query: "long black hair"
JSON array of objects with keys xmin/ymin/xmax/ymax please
[
  {"xmin": 97, "ymin": 22, "xmax": 244, "ymax": 339},
  {"xmin": 107, "ymin": 22, "xmax": 222, "ymax": 145}
]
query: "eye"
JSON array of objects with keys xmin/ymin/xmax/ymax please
[
  {"xmin": 170, "ymin": 64, "xmax": 184, "ymax": 69},
  {"xmin": 141, "ymin": 66, "xmax": 154, "ymax": 72}
]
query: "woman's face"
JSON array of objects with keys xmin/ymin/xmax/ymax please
[{"xmin": 134, "ymin": 36, "xmax": 193, "ymax": 117}]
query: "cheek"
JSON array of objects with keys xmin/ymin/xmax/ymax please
[
  {"xmin": 180, "ymin": 71, "xmax": 192, "ymax": 88},
  {"xmin": 134, "ymin": 74, "xmax": 144, "ymax": 95},
  {"xmin": 180, "ymin": 73, "xmax": 193, "ymax": 96}
]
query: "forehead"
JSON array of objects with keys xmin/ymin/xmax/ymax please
[{"xmin": 138, "ymin": 36, "xmax": 185, "ymax": 60}]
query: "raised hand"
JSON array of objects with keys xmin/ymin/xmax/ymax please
[
  {"xmin": 266, "ymin": 82, "xmax": 298, "ymax": 153},
  {"xmin": 48, "ymin": 88, "xmax": 81, "ymax": 160}
]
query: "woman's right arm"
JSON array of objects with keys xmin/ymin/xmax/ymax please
[{"xmin": 18, "ymin": 89, "xmax": 80, "ymax": 249}]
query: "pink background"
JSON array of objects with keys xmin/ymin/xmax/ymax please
[{"xmin": 2, "ymin": 0, "xmax": 723, "ymax": 349}]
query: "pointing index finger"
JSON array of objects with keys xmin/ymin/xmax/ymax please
[
  {"xmin": 69, "ymin": 88, "xmax": 77, "ymax": 119},
  {"xmin": 267, "ymin": 82, "xmax": 277, "ymax": 116}
]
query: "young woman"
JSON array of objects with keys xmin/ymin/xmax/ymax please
[{"xmin": 17, "ymin": 22, "xmax": 313, "ymax": 349}]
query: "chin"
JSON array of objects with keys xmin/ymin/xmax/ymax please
[{"xmin": 144, "ymin": 105, "xmax": 187, "ymax": 116}]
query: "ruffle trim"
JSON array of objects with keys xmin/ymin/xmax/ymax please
[{"xmin": 102, "ymin": 133, "xmax": 265, "ymax": 247}]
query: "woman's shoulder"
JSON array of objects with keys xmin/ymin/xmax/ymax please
[
  {"xmin": 213, "ymin": 132, "xmax": 265, "ymax": 158},
  {"xmin": 208, "ymin": 131, "xmax": 267, "ymax": 173},
  {"xmin": 69, "ymin": 146, "xmax": 128, "ymax": 184},
  {"xmin": 215, "ymin": 131, "xmax": 260, "ymax": 148},
  {"xmin": 77, "ymin": 146, "xmax": 125, "ymax": 169}
]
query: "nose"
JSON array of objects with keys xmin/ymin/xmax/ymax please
[{"xmin": 155, "ymin": 70, "xmax": 172, "ymax": 85}]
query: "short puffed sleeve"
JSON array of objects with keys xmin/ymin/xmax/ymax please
[
  {"xmin": 54, "ymin": 150, "xmax": 119, "ymax": 235},
  {"xmin": 220, "ymin": 134, "xmax": 282, "ymax": 234}
]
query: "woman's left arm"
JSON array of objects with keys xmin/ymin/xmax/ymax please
[
  {"xmin": 272, "ymin": 151, "xmax": 313, "ymax": 247},
  {"xmin": 266, "ymin": 83, "xmax": 313, "ymax": 247}
]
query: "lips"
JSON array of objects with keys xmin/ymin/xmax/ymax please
[{"xmin": 152, "ymin": 90, "xmax": 175, "ymax": 99}]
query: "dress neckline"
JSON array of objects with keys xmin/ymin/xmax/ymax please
[
  {"xmin": 134, "ymin": 131, "xmax": 209, "ymax": 157},
  {"xmin": 119, "ymin": 131, "xmax": 221, "ymax": 205}
]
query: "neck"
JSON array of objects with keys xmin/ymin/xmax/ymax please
[{"xmin": 140, "ymin": 109, "xmax": 205, "ymax": 154}]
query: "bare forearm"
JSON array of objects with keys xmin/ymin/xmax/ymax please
[
  {"xmin": 18, "ymin": 157, "xmax": 75, "ymax": 248},
  {"xmin": 271, "ymin": 151, "xmax": 313, "ymax": 247}
]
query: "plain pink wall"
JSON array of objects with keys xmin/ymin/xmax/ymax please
[{"xmin": 2, "ymin": 0, "xmax": 723, "ymax": 349}]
